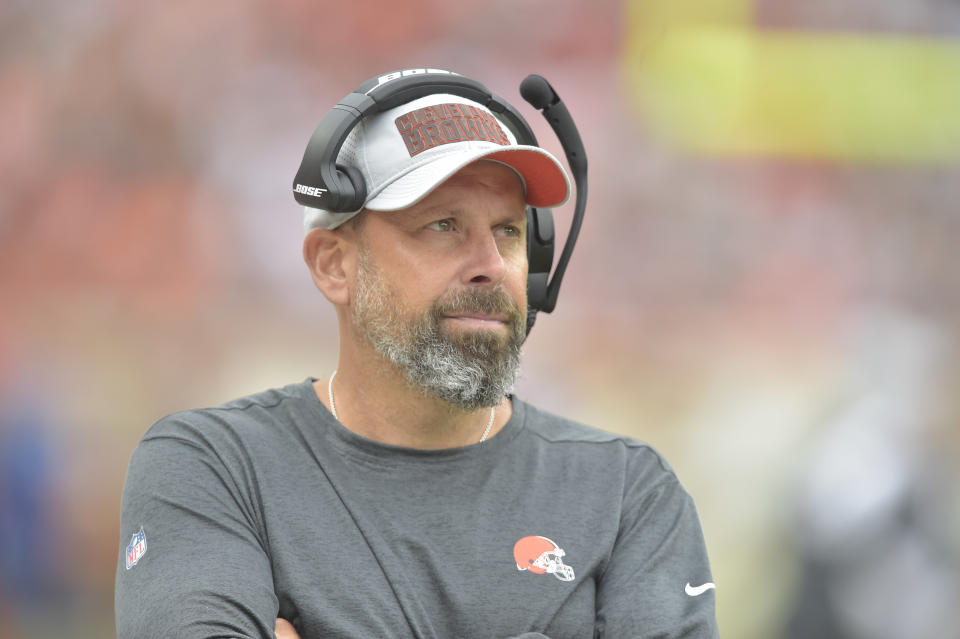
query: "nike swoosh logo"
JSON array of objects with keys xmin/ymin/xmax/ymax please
[{"xmin": 685, "ymin": 582, "xmax": 716, "ymax": 596}]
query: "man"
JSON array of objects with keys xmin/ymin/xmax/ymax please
[{"xmin": 115, "ymin": 83, "xmax": 719, "ymax": 638}]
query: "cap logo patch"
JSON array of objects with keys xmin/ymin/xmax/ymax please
[{"xmin": 395, "ymin": 103, "xmax": 509, "ymax": 157}]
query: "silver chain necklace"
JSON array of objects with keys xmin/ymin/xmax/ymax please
[{"xmin": 327, "ymin": 370, "xmax": 495, "ymax": 443}]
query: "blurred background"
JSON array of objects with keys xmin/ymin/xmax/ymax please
[{"xmin": 2, "ymin": 0, "xmax": 959, "ymax": 637}]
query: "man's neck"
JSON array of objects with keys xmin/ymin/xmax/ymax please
[{"xmin": 312, "ymin": 351, "xmax": 511, "ymax": 449}]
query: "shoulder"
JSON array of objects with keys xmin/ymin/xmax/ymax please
[
  {"xmin": 514, "ymin": 398, "xmax": 680, "ymax": 484},
  {"xmin": 128, "ymin": 379, "xmax": 319, "ymax": 479},
  {"xmin": 143, "ymin": 379, "xmax": 313, "ymax": 444},
  {"xmin": 123, "ymin": 380, "xmax": 321, "ymax": 505}
]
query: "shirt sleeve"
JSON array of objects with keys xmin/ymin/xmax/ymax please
[
  {"xmin": 115, "ymin": 416, "xmax": 279, "ymax": 639},
  {"xmin": 594, "ymin": 452, "xmax": 720, "ymax": 638}
]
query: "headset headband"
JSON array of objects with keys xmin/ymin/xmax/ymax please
[{"xmin": 293, "ymin": 69, "xmax": 538, "ymax": 212}]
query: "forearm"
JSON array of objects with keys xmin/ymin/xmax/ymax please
[{"xmin": 273, "ymin": 619, "xmax": 552, "ymax": 639}]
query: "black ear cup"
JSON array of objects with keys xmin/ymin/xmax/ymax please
[
  {"xmin": 525, "ymin": 206, "xmax": 555, "ymax": 335},
  {"xmin": 333, "ymin": 164, "xmax": 367, "ymax": 211}
]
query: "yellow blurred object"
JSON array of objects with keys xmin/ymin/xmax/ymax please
[{"xmin": 624, "ymin": 0, "xmax": 960, "ymax": 162}]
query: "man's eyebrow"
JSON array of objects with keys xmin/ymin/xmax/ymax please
[
  {"xmin": 496, "ymin": 208, "xmax": 528, "ymax": 226},
  {"xmin": 505, "ymin": 208, "xmax": 527, "ymax": 222},
  {"xmin": 408, "ymin": 205, "xmax": 462, "ymax": 220},
  {"xmin": 403, "ymin": 205, "xmax": 526, "ymax": 226}
]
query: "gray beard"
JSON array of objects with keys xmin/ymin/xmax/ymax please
[{"xmin": 352, "ymin": 250, "xmax": 525, "ymax": 411}]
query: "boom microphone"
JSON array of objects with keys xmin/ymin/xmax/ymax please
[{"xmin": 520, "ymin": 74, "xmax": 588, "ymax": 315}]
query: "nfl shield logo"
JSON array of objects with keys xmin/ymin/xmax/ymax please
[{"xmin": 125, "ymin": 527, "xmax": 147, "ymax": 570}]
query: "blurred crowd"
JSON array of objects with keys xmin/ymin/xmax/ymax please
[{"xmin": 2, "ymin": 0, "xmax": 959, "ymax": 637}]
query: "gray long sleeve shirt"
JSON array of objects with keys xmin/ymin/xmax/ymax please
[{"xmin": 115, "ymin": 379, "xmax": 719, "ymax": 638}]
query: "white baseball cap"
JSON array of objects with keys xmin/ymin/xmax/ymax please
[{"xmin": 303, "ymin": 93, "xmax": 571, "ymax": 231}]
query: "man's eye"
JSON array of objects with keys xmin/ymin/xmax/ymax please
[
  {"xmin": 499, "ymin": 225, "xmax": 521, "ymax": 237},
  {"xmin": 427, "ymin": 219, "xmax": 454, "ymax": 232}
]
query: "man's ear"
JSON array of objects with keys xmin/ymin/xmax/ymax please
[{"xmin": 303, "ymin": 228, "xmax": 354, "ymax": 306}]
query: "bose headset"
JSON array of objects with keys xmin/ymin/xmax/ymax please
[{"xmin": 293, "ymin": 68, "xmax": 588, "ymax": 336}]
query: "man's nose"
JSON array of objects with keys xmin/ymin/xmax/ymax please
[{"xmin": 460, "ymin": 230, "xmax": 507, "ymax": 286}]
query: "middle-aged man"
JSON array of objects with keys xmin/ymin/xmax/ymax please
[{"xmin": 115, "ymin": 72, "xmax": 720, "ymax": 639}]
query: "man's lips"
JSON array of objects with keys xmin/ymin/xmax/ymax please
[{"xmin": 442, "ymin": 312, "xmax": 509, "ymax": 326}]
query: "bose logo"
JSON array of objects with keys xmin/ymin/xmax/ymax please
[
  {"xmin": 375, "ymin": 68, "xmax": 459, "ymax": 89},
  {"xmin": 295, "ymin": 184, "xmax": 328, "ymax": 197}
]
